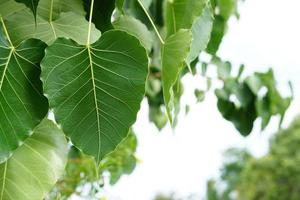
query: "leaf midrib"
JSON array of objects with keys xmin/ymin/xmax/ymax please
[{"xmin": 87, "ymin": 46, "xmax": 101, "ymax": 163}]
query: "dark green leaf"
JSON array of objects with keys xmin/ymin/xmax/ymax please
[{"xmin": 41, "ymin": 30, "xmax": 148, "ymax": 163}]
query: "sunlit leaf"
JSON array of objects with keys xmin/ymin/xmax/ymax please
[{"xmin": 0, "ymin": 119, "xmax": 68, "ymax": 200}]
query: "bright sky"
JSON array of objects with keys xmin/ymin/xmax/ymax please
[{"xmin": 72, "ymin": 0, "xmax": 300, "ymax": 199}]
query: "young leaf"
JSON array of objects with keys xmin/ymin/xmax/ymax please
[
  {"xmin": 164, "ymin": 0, "xmax": 207, "ymax": 36},
  {"xmin": 5, "ymin": 10, "xmax": 101, "ymax": 45},
  {"xmin": 41, "ymin": 30, "xmax": 148, "ymax": 164},
  {"xmin": 161, "ymin": 29, "xmax": 192, "ymax": 123},
  {"xmin": 0, "ymin": 119, "xmax": 68, "ymax": 200},
  {"xmin": 15, "ymin": 0, "xmax": 39, "ymax": 18},
  {"xmin": 0, "ymin": 19, "xmax": 48, "ymax": 163},
  {"xmin": 113, "ymin": 15, "xmax": 153, "ymax": 52}
]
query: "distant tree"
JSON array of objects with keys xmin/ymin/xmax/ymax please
[{"xmin": 207, "ymin": 117, "xmax": 300, "ymax": 200}]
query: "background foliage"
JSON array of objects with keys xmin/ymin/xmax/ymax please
[{"xmin": 207, "ymin": 117, "xmax": 300, "ymax": 200}]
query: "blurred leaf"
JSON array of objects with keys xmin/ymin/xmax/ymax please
[{"xmin": 195, "ymin": 89, "xmax": 205, "ymax": 102}]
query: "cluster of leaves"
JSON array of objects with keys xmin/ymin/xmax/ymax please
[
  {"xmin": 215, "ymin": 59, "xmax": 292, "ymax": 136},
  {"xmin": 207, "ymin": 117, "xmax": 300, "ymax": 200},
  {"xmin": 0, "ymin": 0, "xmax": 292, "ymax": 199}
]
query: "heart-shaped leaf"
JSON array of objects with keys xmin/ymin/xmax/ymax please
[
  {"xmin": 161, "ymin": 29, "xmax": 192, "ymax": 123},
  {"xmin": 0, "ymin": 119, "xmax": 68, "ymax": 200},
  {"xmin": 0, "ymin": 18, "xmax": 48, "ymax": 163},
  {"xmin": 41, "ymin": 30, "xmax": 148, "ymax": 163}
]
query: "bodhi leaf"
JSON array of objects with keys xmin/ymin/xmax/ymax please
[
  {"xmin": 164, "ymin": 0, "xmax": 207, "ymax": 37},
  {"xmin": 0, "ymin": 119, "xmax": 68, "ymax": 200},
  {"xmin": 0, "ymin": 18, "xmax": 48, "ymax": 163},
  {"xmin": 5, "ymin": 9, "xmax": 101, "ymax": 45},
  {"xmin": 161, "ymin": 29, "xmax": 192, "ymax": 123},
  {"xmin": 0, "ymin": 0, "xmax": 25, "ymax": 19},
  {"xmin": 14, "ymin": 0, "xmax": 39, "ymax": 18},
  {"xmin": 41, "ymin": 30, "xmax": 148, "ymax": 164},
  {"xmin": 113, "ymin": 15, "xmax": 153, "ymax": 53},
  {"xmin": 186, "ymin": 3, "xmax": 214, "ymax": 66}
]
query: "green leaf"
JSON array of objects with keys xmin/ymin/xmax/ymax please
[
  {"xmin": 0, "ymin": 0, "xmax": 25, "ymax": 19},
  {"xmin": 164, "ymin": 0, "xmax": 207, "ymax": 36},
  {"xmin": 83, "ymin": 0, "xmax": 116, "ymax": 32},
  {"xmin": 0, "ymin": 19, "xmax": 48, "ymax": 163},
  {"xmin": 5, "ymin": 9, "xmax": 101, "ymax": 45},
  {"xmin": 37, "ymin": 0, "xmax": 86, "ymax": 21},
  {"xmin": 186, "ymin": 3, "xmax": 214, "ymax": 65},
  {"xmin": 41, "ymin": 30, "xmax": 148, "ymax": 163},
  {"xmin": 15, "ymin": 0, "xmax": 39, "ymax": 18},
  {"xmin": 161, "ymin": 29, "xmax": 192, "ymax": 123},
  {"xmin": 0, "ymin": 119, "xmax": 68, "ymax": 200},
  {"xmin": 113, "ymin": 15, "xmax": 153, "ymax": 53}
]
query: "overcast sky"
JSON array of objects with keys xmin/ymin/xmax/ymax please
[{"xmin": 73, "ymin": 0, "xmax": 300, "ymax": 199}]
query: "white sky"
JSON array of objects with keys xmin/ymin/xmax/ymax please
[{"xmin": 72, "ymin": 0, "xmax": 300, "ymax": 199}]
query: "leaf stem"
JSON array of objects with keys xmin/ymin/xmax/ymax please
[
  {"xmin": 87, "ymin": 0, "xmax": 95, "ymax": 45},
  {"xmin": 137, "ymin": 0, "xmax": 165, "ymax": 45}
]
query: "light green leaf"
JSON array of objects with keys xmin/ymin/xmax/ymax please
[
  {"xmin": 0, "ymin": 0, "xmax": 25, "ymax": 19},
  {"xmin": 161, "ymin": 29, "xmax": 192, "ymax": 123},
  {"xmin": 0, "ymin": 19, "xmax": 48, "ymax": 163},
  {"xmin": 5, "ymin": 9, "xmax": 101, "ymax": 45},
  {"xmin": 37, "ymin": 0, "xmax": 86, "ymax": 21},
  {"xmin": 0, "ymin": 119, "xmax": 68, "ymax": 200},
  {"xmin": 186, "ymin": 3, "xmax": 213, "ymax": 65},
  {"xmin": 113, "ymin": 15, "xmax": 153, "ymax": 52},
  {"xmin": 41, "ymin": 30, "xmax": 148, "ymax": 163},
  {"xmin": 164, "ymin": 0, "xmax": 207, "ymax": 36}
]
